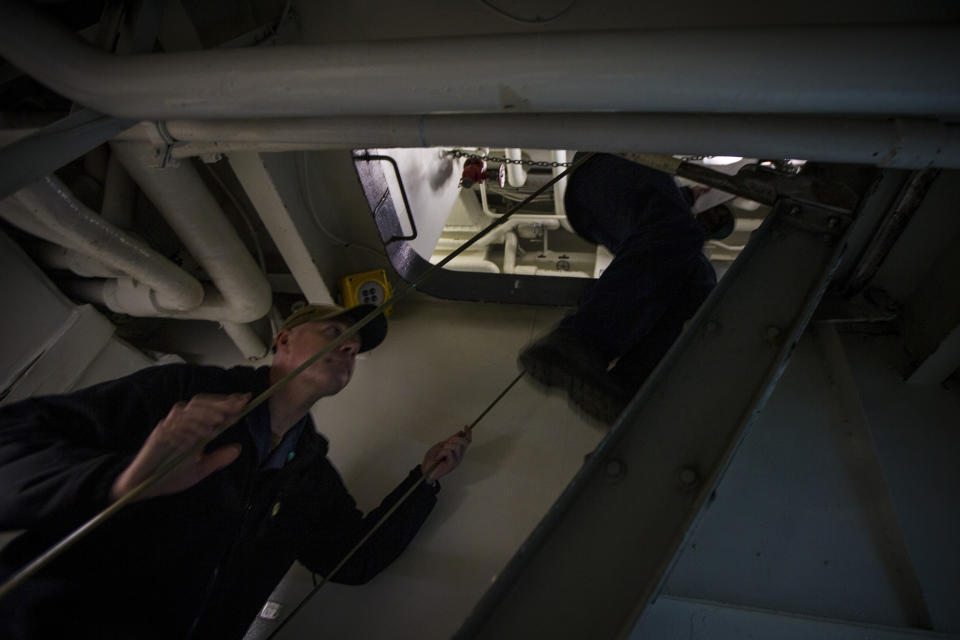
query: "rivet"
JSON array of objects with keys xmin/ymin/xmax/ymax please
[
  {"xmin": 604, "ymin": 458, "xmax": 626, "ymax": 480},
  {"xmin": 678, "ymin": 467, "xmax": 699, "ymax": 488},
  {"xmin": 765, "ymin": 326, "xmax": 782, "ymax": 343}
]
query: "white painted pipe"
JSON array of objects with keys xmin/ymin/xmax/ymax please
[
  {"xmin": 0, "ymin": 197, "xmax": 78, "ymax": 249},
  {"xmin": 3, "ymin": 175, "xmax": 204, "ymax": 310},
  {"xmin": 111, "ymin": 141, "xmax": 272, "ymax": 324},
  {"xmin": 0, "ymin": 1, "xmax": 957, "ymax": 119},
  {"xmin": 31, "ymin": 240, "xmax": 123, "ymax": 278},
  {"xmin": 503, "ymin": 231, "xmax": 518, "ymax": 275},
  {"xmin": 3, "ymin": 113, "xmax": 959, "ymax": 168},
  {"xmin": 101, "ymin": 152, "xmax": 135, "ymax": 229},
  {"xmin": 551, "ymin": 149, "xmax": 568, "ymax": 217},
  {"xmin": 438, "ymin": 255, "xmax": 500, "ymax": 274},
  {"xmin": 139, "ymin": 114, "xmax": 960, "ymax": 168},
  {"xmin": 220, "ymin": 321, "xmax": 269, "ymax": 361},
  {"xmin": 64, "ymin": 278, "xmax": 270, "ymax": 359},
  {"xmin": 504, "ymin": 149, "xmax": 526, "ymax": 187}
]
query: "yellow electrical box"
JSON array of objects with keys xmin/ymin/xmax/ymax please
[{"xmin": 339, "ymin": 269, "xmax": 393, "ymax": 315}]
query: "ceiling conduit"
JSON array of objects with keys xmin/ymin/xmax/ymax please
[{"xmin": 0, "ymin": 0, "xmax": 957, "ymax": 120}]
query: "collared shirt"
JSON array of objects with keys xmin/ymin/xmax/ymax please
[{"xmin": 243, "ymin": 382, "xmax": 307, "ymax": 470}]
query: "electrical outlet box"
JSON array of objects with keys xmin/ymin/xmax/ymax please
[{"xmin": 339, "ymin": 269, "xmax": 393, "ymax": 314}]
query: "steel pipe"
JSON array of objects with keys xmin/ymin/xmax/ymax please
[
  {"xmin": 30, "ymin": 241, "xmax": 123, "ymax": 278},
  {"xmin": 101, "ymin": 152, "xmax": 136, "ymax": 229},
  {"xmin": 504, "ymin": 149, "xmax": 526, "ymax": 187},
  {"xmin": 0, "ymin": 1, "xmax": 958, "ymax": 119},
  {"xmin": 164, "ymin": 115, "xmax": 960, "ymax": 168},
  {"xmin": 2, "ymin": 176, "xmax": 205, "ymax": 310},
  {"xmin": 111, "ymin": 141, "xmax": 272, "ymax": 323},
  {"xmin": 3, "ymin": 113, "xmax": 959, "ymax": 168},
  {"xmin": 220, "ymin": 321, "xmax": 269, "ymax": 361}
]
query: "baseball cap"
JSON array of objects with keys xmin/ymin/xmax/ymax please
[{"xmin": 276, "ymin": 303, "xmax": 387, "ymax": 353}]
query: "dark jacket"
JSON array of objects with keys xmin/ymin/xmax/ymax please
[{"xmin": 0, "ymin": 363, "xmax": 438, "ymax": 639}]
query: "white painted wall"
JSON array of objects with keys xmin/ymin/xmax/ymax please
[
  {"xmin": 247, "ymin": 297, "xmax": 603, "ymax": 639},
  {"xmin": 373, "ymin": 148, "xmax": 463, "ymax": 260}
]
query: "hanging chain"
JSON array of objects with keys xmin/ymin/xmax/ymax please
[{"xmin": 448, "ymin": 149, "xmax": 574, "ymax": 168}]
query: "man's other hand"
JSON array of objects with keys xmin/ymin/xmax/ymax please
[
  {"xmin": 421, "ymin": 425, "xmax": 472, "ymax": 484},
  {"xmin": 110, "ymin": 393, "xmax": 250, "ymax": 502}
]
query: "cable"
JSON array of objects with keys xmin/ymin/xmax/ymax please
[
  {"xmin": 265, "ymin": 370, "xmax": 527, "ymax": 639},
  {"xmin": 295, "ymin": 151, "xmax": 389, "ymax": 263},
  {"xmin": 0, "ymin": 153, "xmax": 593, "ymax": 604},
  {"xmin": 477, "ymin": 0, "xmax": 577, "ymax": 24}
]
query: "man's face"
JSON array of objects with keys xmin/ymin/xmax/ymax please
[{"xmin": 279, "ymin": 319, "xmax": 362, "ymax": 396}]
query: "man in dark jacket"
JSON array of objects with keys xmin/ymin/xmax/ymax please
[
  {"xmin": 0, "ymin": 303, "xmax": 471, "ymax": 639},
  {"xmin": 520, "ymin": 153, "xmax": 730, "ymax": 424}
]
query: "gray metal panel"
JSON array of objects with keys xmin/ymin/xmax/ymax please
[
  {"xmin": 843, "ymin": 335, "xmax": 960, "ymax": 633},
  {"xmin": 0, "ymin": 228, "xmax": 76, "ymax": 397},
  {"xmin": 660, "ymin": 330, "xmax": 925, "ymax": 627},
  {"xmin": 633, "ymin": 596, "xmax": 957, "ymax": 640},
  {"xmin": 455, "ymin": 196, "xmax": 852, "ymax": 639}
]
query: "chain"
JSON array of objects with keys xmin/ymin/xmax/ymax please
[{"xmin": 449, "ymin": 149, "xmax": 573, "ymax": 168}]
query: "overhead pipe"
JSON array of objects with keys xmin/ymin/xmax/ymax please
[
  {"xmin": 504, "ymin": 149, "xmax": 526, "ymax": 187},
  {"xmin": 551, "ymin": 149, "xmax": 568, "ymax": 218},
  {"xmin": 1, "ymin": 176, "xmax": 205, "ymax": 310},
  {"xmin": 3, "ymin": 113, "xmax": 959, "ymax": 168},
  {"xmin": 164, "ymin": 114, "xmax": 960, "ymax": 168},
  {"xmin": 30, "ymin": 240, "xmax": 124, "ymax": 278},
  {"xmin": 109, "ymin": 142, "xmax": 271, "ymax": 322},
  {"xmin": 0, "ymin": 1, "xmax": 958, "ymax": 120},
  {"xmin": 64, "ymin": 277, "xmax": 272, "ymax": 361},
  {"xmin": 0, "ymin": 153, "xmax": 270, "ymax": 359},
  {"xmin": 2, "ymin": 114, "xmax": 951, "ymax": 169},
  {"xmin": 0, "ymin": 197, "xmax": 78, "ymax": 249},
  {"xmin": 100, "ymin": 152, "xmax": 136, "ymax": 229},
  {"xmin": 221, "ymin": 321, "xmax": 270, "ymax": 361}
]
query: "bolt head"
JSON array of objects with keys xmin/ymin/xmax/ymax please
[
  {"xmin": 604, "ymin": 458, "xmax": 626, "ymax": 479},
  {"xmin": 678, "ymin": 467, "xmax": 699, "ymax": 488}
]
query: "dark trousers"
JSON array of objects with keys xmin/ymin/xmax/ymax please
[{"xmin": 558, "ymin": 154, "xmax": 716, "ymax": 388}]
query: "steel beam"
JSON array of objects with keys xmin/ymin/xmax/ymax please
[
  {"xmin": 228, "ymin": 152, "xmax": 334, "ymax": 305},
  {"xmin": 815, "ymin": 324, "xmax": 932, "ymax": 627},
  {"xmin": 0, "ymin": 109, "xmax": 135, "ymax": 200},
  {"xmin": 454, "ymin": 196, "xmax": 855, "ymax": 639}
]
